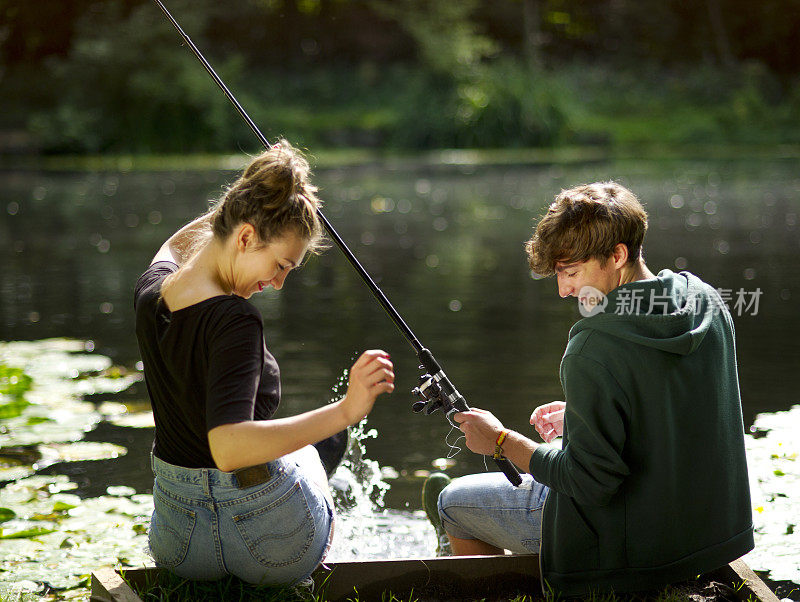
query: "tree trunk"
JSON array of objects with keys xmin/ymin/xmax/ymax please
[
  {"xmin": 522, "ymin": 0, "xmax": 542, "ymax": 69},
  {"xmin": 706, "ymin": 0, "xmax": 735, "ymax": 68}
]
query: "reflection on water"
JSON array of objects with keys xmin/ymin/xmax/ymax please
[{"xmin": 1, "ymin": 157, "xmax": 799, "ymax": 489}]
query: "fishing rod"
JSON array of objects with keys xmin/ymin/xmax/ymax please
[{"xmin": 153, "ymin": 0, "xmax": 521, "ymax": 487}]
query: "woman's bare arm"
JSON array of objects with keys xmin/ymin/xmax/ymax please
[
  {"xmin": 208, "ymin": 403, "xmax": 351, "ymax": 472},
  {"xmin": 150, "ymin": 211, "xmax": 214, "ymax": 266},
  {"xmin": 207, "ymin": 350, "xmax": 394, "ymax": 472}
]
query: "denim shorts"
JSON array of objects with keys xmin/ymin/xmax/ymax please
[
  {"xmin": 148, "ymin": 447, "xmax": 334, "ymax": 585},
  {"xmin": 438, "ymin": 472, "xmax": 549, "ymax": 554}
]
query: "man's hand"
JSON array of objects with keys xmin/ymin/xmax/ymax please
[
  {"xmin": 530, "ymin": 401, "xmax": 566, "ymax": 443},
  {"xmin": 453, "ymin": 409, "xmax": 505, "ymax": 456}
]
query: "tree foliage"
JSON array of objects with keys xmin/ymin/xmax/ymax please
[
  {"xmin": 0, "ymin": 0, "xmax": 798, "ymax": 152},
  {"xmin": 21, "ymin": 0, "xmax": 252, "ymax": 152}
]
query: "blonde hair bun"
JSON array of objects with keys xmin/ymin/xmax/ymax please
[{"xmin": 211, "ymin": 139, "xmax": 324, "ymax": 252}]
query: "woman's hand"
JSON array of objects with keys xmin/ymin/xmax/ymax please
[
  {"xmin": 453, "ymin": 409, "xmax": 505, "ymax": 456},
  {"xmin": 340, "ymin": 350, "xmax": 394, "ymax": 425},
  {"xmin": 530, "ymin": 401, "xmax": 566, "ymax": 443}
]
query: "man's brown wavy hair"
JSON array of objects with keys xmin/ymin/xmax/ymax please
[{"xmin": 525, "ymin": 182, "xmax": 648, "ymax": 276}]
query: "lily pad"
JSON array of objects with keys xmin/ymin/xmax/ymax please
[
  {"xmin": 0, "ymin": 340, "xmax": 140, "ymax": 450},
  {"xmin": 0, "ymin": 474, "xmax": 154, "ymax": 596},
  {"xmin": 37, "ymin": 441, "xmax": 127, "ymax": 464},
  {"xmin": 26, "ymin": 416, "xmax": 54, "ymax": 425},
  {"xmin": 108, "ymin": 411, "xmax": 155, "ymax": 428},
  {"xmin": 97, "ymin": 401, "xmax": 128, "ymax": 416},
  {"xmin": 0, "ymin": 465, "xmax": 35, "ymax": 481},
  {"xmin": 0, "ymin": 398, "xmax": 31, "ymax": 419},
  {"xmin": 0, "ymin": 526, "xmax": 57, "ymax": 539},
  {"xmin": 0, "ymin": 364, "xmax": 33, "ymax": 398},
  {"xmin": 0, "ymin": 580, "xmax": 44, "ymax": 598}
]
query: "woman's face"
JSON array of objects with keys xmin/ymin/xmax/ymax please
[{"xmin": 233, "ymin": 227, "xmax": 309, "ymax": 299}]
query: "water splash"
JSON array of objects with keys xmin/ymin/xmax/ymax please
[{"xmin": 324, "ymin": 367, "xmax": 436, "ymax": 560}]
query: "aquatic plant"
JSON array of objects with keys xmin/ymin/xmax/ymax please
[
  {"xmin": 744, "ymin": 404, "xmax": 800, "ymax": 585},
  {"xmin": 0, "ymin": 340, "xmax": 149, "ymax": 599}
]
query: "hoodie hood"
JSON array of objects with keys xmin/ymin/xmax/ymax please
[{"xmin": 569, "ymin": 270, "xmax": 718, "ymax": 356}]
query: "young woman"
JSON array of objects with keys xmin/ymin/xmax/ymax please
[{"xmin": 133, "ymin": 140, "xmax": 394, "ymax": 585}]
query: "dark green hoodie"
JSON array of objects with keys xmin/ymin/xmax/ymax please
[{"xmin": 529, "ymin": 270, "xmax": 754, "ymax": 596}]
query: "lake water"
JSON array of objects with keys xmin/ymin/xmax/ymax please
[{"xmin": 1, "ymin": 153, "xmax": 800, "ymax": 591}]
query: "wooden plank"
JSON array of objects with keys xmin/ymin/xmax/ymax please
[
  {"xmin": 697, "ymin": 557, "xmax": 781, "ymax": 602},
  {"xmin": 728, "ymin": 558, "xmax": 782, "ymax": 602},
  {"xmin": 312, "ymin": 554, "xmax": 540, "ymax": 601},
  {"xmin": 91, "ymin": 557, "xmax": 781, "ymax": 602},
  {"xmin": 89, "ymin": 567, "xmax": 143, "ymax": 602}
]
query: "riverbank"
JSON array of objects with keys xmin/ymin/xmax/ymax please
[
  {"xmin": 3, "ymin": 57, "xmax": 799, "ymax": 156},
  {"xmin": 2, "ymin": 143, "xmax": 800, "ymax": 174}
]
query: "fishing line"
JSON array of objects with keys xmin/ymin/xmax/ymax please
[{"xmin": 444, "ymin": 426, "xmax": 464, "ymax": 459}]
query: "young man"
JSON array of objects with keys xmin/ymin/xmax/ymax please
[{"xmin": 430, "ymin": 182, "xmax": 754, "ymax": 595}]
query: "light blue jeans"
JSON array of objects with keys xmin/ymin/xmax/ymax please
[
  {"xmin": 438, "ymin": 472, "xmax": 549, "ymax": 553},
  {"xmin": 148, "ymin": 447, "xmax": 333, "ymax": 585}
]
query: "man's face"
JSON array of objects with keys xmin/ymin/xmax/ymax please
[{"xmin": 554, "ymin": 257, "xmax": 618, "ymax": 309}]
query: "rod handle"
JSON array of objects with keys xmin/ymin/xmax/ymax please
[{"xmin": 494, "ymin": 456, "xmax": 523, "ymax": 486}]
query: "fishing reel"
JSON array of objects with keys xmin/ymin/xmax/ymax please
[
  {"xmin": 411, "ymin": 371, "xmax": 463, "ymax": 428},
  {"xmin": 409, "ymin": 348, "xmax": 523, "ymax": 486},
  {"xmin": 410, "ymin": 349, "xmax": 467, "ymax": 428}
]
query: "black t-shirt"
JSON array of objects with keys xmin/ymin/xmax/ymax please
[{"xmin": 133, "ymin": 261, "xmax": 280, "ymax": 468}]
